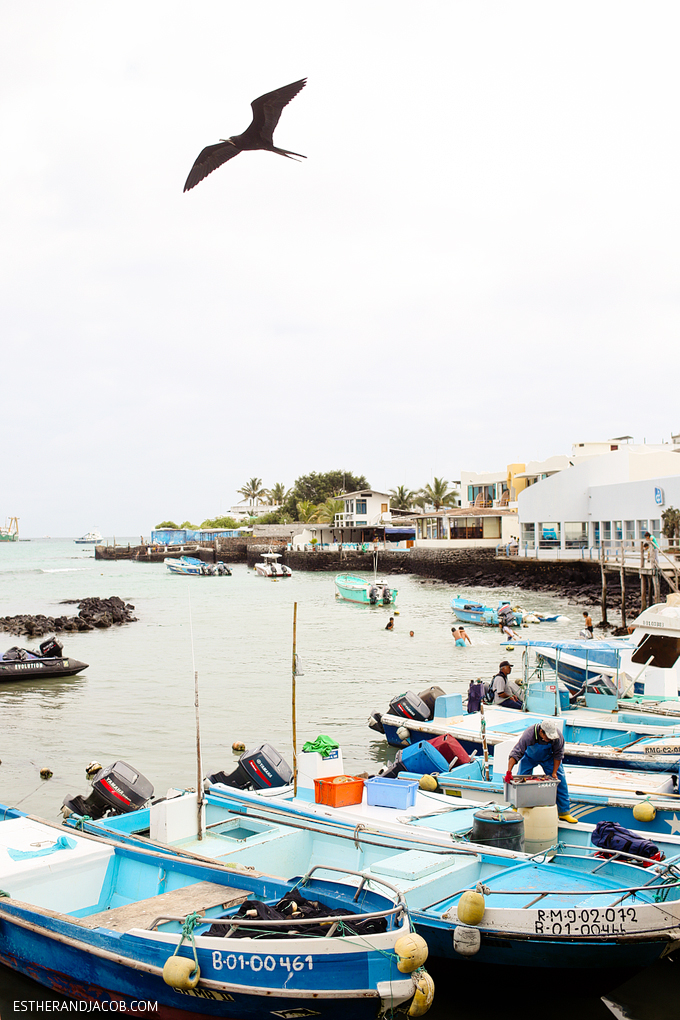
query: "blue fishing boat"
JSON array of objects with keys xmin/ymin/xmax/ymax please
[
  {"xmin": 451, "ymin": 597, "xmax": 522, "ymax": 627},
  {"xmin": 166, "ymin": 556, "xmax": 231, "ymax": 576},
  {"xmin": 0, "ymin": 807, "xmax": 428, "ymax": 1018},
  {"xmin": 335, "ymin": 574, "xmax": 396, "ymax": 605},
  {"xmin": 65, "ymin": 778, "xmax": 680, "ymax": 973},
  {"xmin": 375, "ymin": 690, "xmax": 680, "ymax": 772},
  {"xmin": 414, "ymin": 756, "xmax": 680, "ymax": 836},
  {"xmin": 516, "ymin": 596, "xmax": 680, "ymax": 701}
]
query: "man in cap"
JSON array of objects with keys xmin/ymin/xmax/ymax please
[
  {"xmin": 505, "ymin": 718, "xmax": 578, "ymax": 823},
  {"xmin": 491, "ymin": 660, "xmax": 523, "ymax": 709}
]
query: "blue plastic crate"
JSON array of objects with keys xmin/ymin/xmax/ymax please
[
  {"xmin": 365, "ymin": 777, "xmax": 418, "ymax": 809},
  {"xmin": 399, "ymin": 740, "xmax": 448, "ymax": 775}
]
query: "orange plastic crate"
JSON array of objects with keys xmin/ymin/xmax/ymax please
[{"xmin": 314, "ymin": 775, "xmax": 365, "ymax": 808}]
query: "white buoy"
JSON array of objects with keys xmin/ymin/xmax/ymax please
[{"xmin": 453, "ymin": 925, "xmax": 481, "ymax": 956}]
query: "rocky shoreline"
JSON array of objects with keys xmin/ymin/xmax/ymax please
[
  {"xmin": 284, "ymin": 547, "xmax": 650, "ymax": 628},
  {"xmin": 0, "ymin": 597, "xmax": 138, "ymax": 638}
]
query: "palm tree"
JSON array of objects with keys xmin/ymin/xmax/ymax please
[
  {"xmin": 237, "ymin": 477, "xmax": 266, "ymax": 507},
  {"xmin": 389, "ymin": 486, "xmax": 416, "ymax": 512},
  {"xmin": 266, "ymin": 482, "xmax": 290, "ymax": 506},
  {"xmin": 313, "ymin": 498, "xmax": 344, "ymax": 524},
  {"xmin": 296, "ymin": 500, "xmax": 318, "ymax": 523},
  {"xmin": 419, "ymin": 477, "xmax": 459, "ymax": 510}
]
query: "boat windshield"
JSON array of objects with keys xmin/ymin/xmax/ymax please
[{"xmin": 631, "ymin": 634, "xmax": 680, "ymax": 669}]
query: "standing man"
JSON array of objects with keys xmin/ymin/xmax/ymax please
[
  {"xmin": 643, "ymin": 531, "xmax": 659, "ymax": 568},
  {"xmin": 505, "ymin": 718, "xmax": 578, "ymax": 823},
  {"xmin": 491, "ymin": 660, "xmax": 523, "ymax": 709},
  {"xmin": 581, "ymin": 611, "xmax": 594, "ymax": 638}
]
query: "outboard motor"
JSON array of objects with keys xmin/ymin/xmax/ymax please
[
  {"xmin": 498, "ymin": 603, "xmax": 514, "ymax": 626},
  {"xmin": 62, "ymin": 761, "xmax": 154, "ymax": 820},
  {"xmin": 368, "ymin": 710, "xmax": 385, "ymax": 734},
  {"xmin": 39, "ymin": 637, "xmax": 63, "ymax": 659},
  {"xmin": 369, "ymin": 586, "xmax": 379, "ymax": 605},
  {"xmin": 207, "ymin": 743, "xmax": 293, "ymax": 791},
  {"xmin": 382, "ymin": 587, "xmax": 392, "ymax": 605}
]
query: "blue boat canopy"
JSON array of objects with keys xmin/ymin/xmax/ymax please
[
  {"xmin": 514, "ymin": 640, "xmax": 629, "ymax": 652},
  {"xmin": 385, "ymin": 527, "xmax": 415, "ymax": 535}
]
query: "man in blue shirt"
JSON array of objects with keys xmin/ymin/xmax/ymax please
[{"xmin": 505, "ymin": 718, "xmax": 578, "ymax": 823}]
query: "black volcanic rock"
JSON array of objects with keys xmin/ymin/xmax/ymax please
[{"xmin": 0, "ymin": 597, "xmax": 138, "ymax": 638}]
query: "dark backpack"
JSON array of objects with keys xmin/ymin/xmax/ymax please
[
  {"xmin": 590, "ymin": 820, "xmax": 663, "ymax": 862},
  {"xmin": 467, "ymin": 680, "xmax": 484, "ymax": 713},
  {"xmin": 484, "ymin": 675, "xmax": 501, "ymax": 704},
  {"xmin": 467, "ymin": 679, "xmax": 494, "ymax": 712}
]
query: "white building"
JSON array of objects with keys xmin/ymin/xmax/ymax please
[
  {"xmin": 412, "ymin": 507, "xmax": 518, "ymax": 548},
  {"xmin": 334, "ymin": 490, "xmax": 392, "ymax": 528},
  {"xmin": 229, "ymin": 501, "xmax": 280, "ymax": 521},
  {"xmin": 462, "ymin": 437, "xmax": 680, "ymax": 509},
  {"xmin": 518, "ymin": 447, "xmax": 680, "ymax": 550},
  {"xmin": 291, "ymin": 490, "xmax": 417, "ymax": 549}
]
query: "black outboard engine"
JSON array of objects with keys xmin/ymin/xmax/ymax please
[
  {"xmin": 368, "ymin": 586, "xmax": 379, "ymax": 605},
  {"xmin": 62, "ymin": 761, "xmax": 154, "ymax": 820},
  {"xmin": 207, "ymin": 743, "xmax": 293, "ymax": 792},
  {"xmin": 39, "ymin": 637, "xmax": 63, "ymax": 659},
  {"xmin": 368, "ymin": 711, "xmax": 385, "ymax": 734},
  {"xmin": 382, "ymin": 587, "xmax": 392, "ymax": 605}
]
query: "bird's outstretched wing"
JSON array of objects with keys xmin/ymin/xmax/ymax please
[
  {"xmin": 242, "ymin": 78, "xmax": 307, "ymax": 146},
  {"xmin": 183, "ymin": 141, "xmax": 241, "ymax": 192}
]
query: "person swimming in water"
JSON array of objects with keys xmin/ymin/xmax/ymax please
[{"xmin": 451, "ymin": 626, "xmax": 472, "ymax": 647}]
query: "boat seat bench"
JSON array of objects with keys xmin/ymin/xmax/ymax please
[{"xmin": 80, "ymin": 881, "xmax": 250, "ymax": 931}]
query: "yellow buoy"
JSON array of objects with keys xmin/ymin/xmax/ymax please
[
  {"xmin": 232, "ymin": 741, "xmax": 246, "ymax": 753},
  {"xmin": 457, "ymin": 888, "xmax": 485, "ymax": 925},
  {"xmin": 163, "ymin": 955, "xmax": 200, "ymax": 990},
  {"xmin": 394, "ymin": 610, "xmax": 400, "ymax": 615},
  {"xmin": 633, "ymin": 800, "xmax": 656, "ymax": 823},
  {"xmin": 419, "ymin": 774, "xmax": 438, "ymax": 793},
  {"xmin": 505, "ymin": 644, "xmax": 514, "ymax": 651},
  {"xmin": 408, "ymin": 969, "xmax": 435, "ymax": 1017},
  {"xmin": 394, "ymin": 933, "xmax": 429, "ymax": 973}
]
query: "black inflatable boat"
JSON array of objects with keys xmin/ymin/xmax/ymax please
[{"xmin": 0, "ymin": 638, "xmax": 88, "ymax": 682}]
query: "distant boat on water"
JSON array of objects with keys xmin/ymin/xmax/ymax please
[
  {"xmin": 166, "ymin": 556, "xmax": 232, "ymax": 576},
  {"xmin": 74, "ymin": 529, "xmax": 103, "ymax": 545},
  {"xmin": 335, "ymin": 574, "xmax": 396, "ymax": 605},
  {"xmin": 254, "ymin": 551, "xmax": 292, "ymax": 577},
  {"xmin": 0, "ymin": 517, "xmax": 19, "ymax": 542}
]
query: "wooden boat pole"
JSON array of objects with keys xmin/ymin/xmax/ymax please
[
  {"xmin": 479, "ymin": 698, "xmax": 490, "ymax": 781},
  {"xmin": 600, "ymin": 543, "xmax": 608, "ymax": 626},
  {"xmin": 188, "ymin": 589, "xmax": 204, "ymax": 840},
  {"xmin": 620, "ymin": 543, "xmax": 627, "ymax": 630},
  {"xmin": 292, "ymin": 601, "xmax": 298, "ymax": 796},
  {"xmin": 562, "ymin": 782, "xmax": 680, "ymax": 799}
]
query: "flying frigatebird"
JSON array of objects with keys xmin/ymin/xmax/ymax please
[{"xmin": 183, "ymin": 78, "xmax": 307, "ymax": 192}]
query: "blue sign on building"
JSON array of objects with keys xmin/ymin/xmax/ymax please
[{"xmin": 654, "ymin": 487, "xmax": 665, "ymax": 506}]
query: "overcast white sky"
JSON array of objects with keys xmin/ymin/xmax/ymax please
[{"xmin": 2, "ymin": 2, "xmax": 679, "ymax": 535}]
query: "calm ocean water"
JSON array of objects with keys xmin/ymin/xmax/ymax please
[{"xmin": 0, "ymin": 539, "xmax": 676, "ymax": 1016}]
